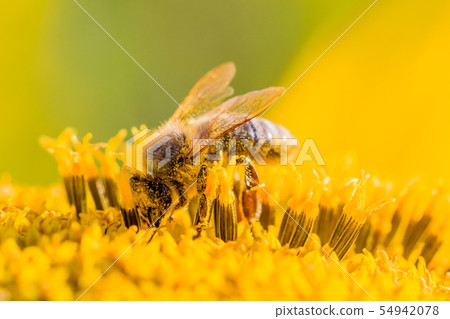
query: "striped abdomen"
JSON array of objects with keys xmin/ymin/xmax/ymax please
[{"xmin": 227, "ymin": 118, "xmax": 297, "ymax": 164}]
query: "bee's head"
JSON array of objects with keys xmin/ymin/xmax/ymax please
[{"xmin": 129, "ymin": 173, "xmax": 172, "ymax": 225}]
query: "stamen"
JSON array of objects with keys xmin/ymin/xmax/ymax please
[
  {"xmin": 402, "ymin": 188, "xmax": 444, "ymax": 258},
  {"xmin": 77, "ymin": 133, "xmax": 107, "ymax": 210},
  {"xmin": 328, "ymin": 173, "xmax": 395, "ymax": 259},
  {"xmin": 117, "ymin": 167, "xmax": 140, "ymax": 229},
  {"xmin": 95, "ymin": 130, "xmax": 127, "ymax": 208},
  {"xmin": 277, "ymin": 168, "xmax": 322, "ymax": 248},
  {"xmin": 314, "ymin": 205, "xmax": 342, "ymax": 244},
  {"xmin": 71, "ymin": 161, "xmax": 87, "ymax": 218},
  {"xmin": 383, "ymin": 178, "xmax": 418, "ymax": 246},
  {"xmin": 212, "ymin": 168, "xmax": 237, "ymax": 242}
]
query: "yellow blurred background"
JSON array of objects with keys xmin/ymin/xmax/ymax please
[
  {"xmin": 1, "ymin": 0, "xmax": 449, "ymax": 185},
  {"xmin": 271, "ymin": 0, "xmax": 450, "ymax": 184}
]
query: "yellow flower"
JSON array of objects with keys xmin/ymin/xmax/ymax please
[{"xmin": 0, "ymin": 128, "xmax": 449, "ymax": 301}]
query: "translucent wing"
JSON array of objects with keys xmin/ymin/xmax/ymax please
[
  {"xmin": 169, "ymin": 62, "xmax": 236, "ymax": 122},
  {"xmin": 200, "ymin": 87, "xmax": 285, "ymax": 140}
]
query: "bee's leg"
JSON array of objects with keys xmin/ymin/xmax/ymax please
[
  {"xmin": 242, "ymin": 161, "xmax": 263, "ymax": 223},
  {"xmin": 194, "ymin": 165, "xmax": 214, "ymax": 235},
  {"xmin": 172, "ymin": 180, "xmax": 188, "ymax": 209}
]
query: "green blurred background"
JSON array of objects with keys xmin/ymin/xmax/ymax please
[{"xmin": 1, "ymin": 0, "xmax": 370, "ymax": 185}]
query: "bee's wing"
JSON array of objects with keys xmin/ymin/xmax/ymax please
[
  {"xmin": 202, "ymin": 87, "xmax": 285, "ymax": 139},
  {"xmin": 188, "ymin": 87, "xmax": 285, "ymax": 158},
  {"xmin": 169, "ymin": 62, "xmax": 236, "ymax": 122}
]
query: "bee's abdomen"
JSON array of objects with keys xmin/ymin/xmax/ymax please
[{"xmin": 229, "ymin": 118, "xmax": 297, "ymax": 164}]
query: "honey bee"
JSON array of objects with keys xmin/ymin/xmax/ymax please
[{"xmin": 124, "ymin": 62, "xmax": 296, "ymax": 241}]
